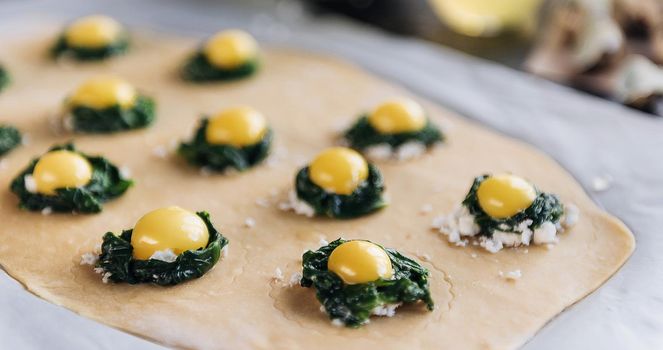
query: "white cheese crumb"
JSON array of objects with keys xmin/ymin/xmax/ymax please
[
  {"xmin": 318, "ymin": 238, "xmax": 329, "ymax": 246},
  {"xmin": 80, "ymin": 252, "xmax": 98, "ymax": 265},
  {"xmin": 149, "ymin": 249, "xmax": 178, "ymax": 263},
  {"xmin": 372, "ymin": 303, "xmax": 401, "ymax": 317},
  {"xmin": 499, "ymin": 269, "xmax": 522, "ymax": 281},
  {"xmin": 0, "ymin": 159, "xmax": 7, "ymax": 171},
  {"xmin": 419, "ymin": 203, "xmax": 433, "ymax": 215},
  {"xmin": 591, "ymin": 174, "xmax": 613, "ymax": 192},
  {"xmin": 24, "ymin": 175, "xmax": 37, "ymax": 193},
  {"xmin": 199, "ymin": 166, "xmax": 214, "ymax": 177},
  {"xmin": 273, "ymin": 267, "xmax": 284, "ymax": 282},
  {"xmin": 119, "ymin": 166, "xmax": 132, "ymax": 179},
  {"xmin": 152, "ymin": 146, "xmax": 169, "ymax": 159},
  {"xmin": 364, "ymin": 141, "xmax": 428, "ymax": 162},
  {"xmin": 287, "ymin": 272, "xmax": 302, "ymax": 287},
  {"xmin": 278, "ymin": 190, "xmax": 315, "ymax": 217},
  {"xmin": 331, "ymin": 319, "xmax": 344, "ymax": 327},
  {"xmin": 244, "ymin": 217, "xmax": 256, "ymax": 228},
  {"xmin": 221, "ymin": 245, "xmax": 229, "ymax": 258},
  {"xmin": 433, "ymin": 206, "xmax": 480, "ymax": 244},
  {"xmin": 61, "ymin": 114, "xmax": 75, "ymax": 132},
  {"xmin": 533, "ymin": 221, "xmax": 558, "ymax": 245},
  {"xmin": 563, "ymin": 203, "xmax": 580, "ymax": 228},
  {"xmin": 364, "ymin": 144, "xmax": 393, "ymax": 161},
  {"xmin": 20, "ymin": 133, "xmax": 31, "ymax": 146},
  {"xmin": 41, "ymin": 207, "xmax": 53, "ymax": 216},
  {"xmin": 395, "ymin": 142, "xmax": 427, "ymax": 161}
]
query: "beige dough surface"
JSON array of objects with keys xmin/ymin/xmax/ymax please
[{"xmin": 0, "ymin": 27, "xmax": 634, "ymax": 350}]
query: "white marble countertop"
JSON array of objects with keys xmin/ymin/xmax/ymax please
[{"xmin": 0, "ymin": 0, "xmax": 661, "ymax": 349}]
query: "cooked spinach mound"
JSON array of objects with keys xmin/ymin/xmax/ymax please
[
  {"xmin": 0, "ymin": 125, "xmax": 21, "ymax": 156},
  {"xmin": 67, "ymin": 95, "xmax": 155, "ymax": 133},
  {"xmin": 178, "ymin": 118, "xmax": 272, "ymax": 172},
  {"xmin": 10, "ymin": 143, "xmax": 133, "ymax": 213},
  {"xmin": 463, "ymin": 175, "xmax": 564, "ymax": 236},
  {"xmin": 295, "ymin": 164, "xmax": 386, "ymax": 219},
  {"xmin": 51, "ymin": 35, "xmax": 129, "ymax": 60},
  {"xmin": 181, "ymin": 52, "xmax": 258, "ymax": 82},
  {"xmin": 0, "ymin": 66, "xmax": 9, "ymax": 91},
  {"xmin": 301, "ymin": 238, "xmax": 434, "ymax": 327},
  {"xmin": 96, "ymin": 211, "xmax": 228, "ymax": 286},
  {"xmin": 343, "ymin": 115, "xmax": 443, "ymax": 151}
]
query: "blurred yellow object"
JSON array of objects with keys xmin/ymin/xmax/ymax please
[{"xmin": 428, "ymin": 0, "xmax": 542, "ymax": 37}]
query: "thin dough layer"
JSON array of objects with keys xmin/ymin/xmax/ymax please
[{"xmin": 0, "ymin": 27, "xmax": 634, "ymax": 350}]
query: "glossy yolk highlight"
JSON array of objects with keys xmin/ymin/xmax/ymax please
[
  {"xmin": 368, "ymin": 97, "xmax": 426, "ymax": 134},
  {"xmin": 64, "ymin": 15, "xmax": 123, "ymax": 48},
  {"xmin": 203, "ymin": 30, "xmax": 258, "ymax": 69},
  {"xmin": 68, "ymin": 76, "xmax": 137, "ymax": 109},
  {"xmin": 309, "ymin": 147, "xmax": 369, "ymax": 195},
  {"xmin": 327, "ymin": 240, "xmax": 394, "ymax": 285},
  {"xmin": 33, "ymin": 150, "xmax": 93, "ymax": 195},
  {"xmin": 130, "ymin": 206, "xmax": 210, "ymax": 260},
  {"xmin": 205, "ymin": 106, "xmax": 267, "ymax": 147},
  {"xmin": 477, "ymin": 174, "xmax": 537, "ymax": 219}
]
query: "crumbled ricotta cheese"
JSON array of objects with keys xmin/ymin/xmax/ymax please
[
  {"xmin": 119, "ymin": 165, "xmax": 132, "ymax": 179},
  {"xmin": 419, "ymin": 203, "xmax": 433, "ymax": 215},
  {"xmin": 61, "ymin": 114, "xmax": 75, "ymax": 132},
  {"xmin": 499, "ymin": 269, "xmax": 522, "ymax": 281},
  {"xmin": 20, "ymin": 133, "xmax": 31, "ymax": 146},
  {"xmin": 287, "ymin": 272, "xmax": 302, "ymax": 287},
  {"xmin": 533, "ymin": 221, "xmax": 558, "ymax": 245},
  {"xmin": 0, "ymin": 159, "xmax": 7, "ymax": 171},
  {"xmin": 278, "ymin": 190, "xmax": 315, "ymax": 217},
  {"xmin": 244, "ymin": 217, "xmax": 256, "ymax": 228},
  {"xmin": 273, "ymin": 267, "xmax": 284, "ymax": 282},
  {"xmin": 372, "ymin": 303, "xmax": 401, "ymax": 317},
  {"xmin": 41, "ymin": 207, "xmax": 53, "ymax": 216},
  {"xmin": 318, "ymin": 238, "xmax": 329, "ymax": 246},
  {"xmin": 152, "ymin": 145, "xmax": 169, "ymax": 159},
  {"xmin": 221, "ymin": 245, "xmax": 229, "ymax": 258},
  {"xmin": 432, "ymin": 206, "xmax": 480, "ymax": 244},
  {"xmin": 80, "ymin": 252, "xmax": 98, "ymax": 265},
  {"xmin": 562, "ymin": 203, "xmax": 580, "ymax": 228},
  {"xmin": 24, "ymin": 175, "xmax": 37, "ymax": 193},
  {"xmin": 149, "ymin": 249, "xmax": 178, "ymax": 263},
  {"xmin": 331, "ymin": 319, "xmax": 344, "ymax": 327},
  {"xmin": 364, "ymin": 141, "xmax": 429, "ymax": 162}
]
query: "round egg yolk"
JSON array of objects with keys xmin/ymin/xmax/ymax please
[
  {"xmin": 203, "ymin": 30, "xmax": 258, "ymax": 69},
  {"xmin": 368, "ymin": 97, "xmax": 426, "ymax": 134},
  {"xmin": 328, "ymin": 240, "xmax": 394, "ymax": 285},
  {"xmin": 130, "ymin": 206, "xmax": 210, "ymax": 261},
  {"xmin": 33, "ymin": 150, "xmax": 93, "ymax": 195},
  {"xmin": 64, "ymin": 15, "xmax": 123, "ymax": 49},
  {"xmin": 309, "ymin": 147, "xmax": 369, "ymax": 195},
  {"xmin": 205, "ymin": 106, "xmax": 268, "ymax": 147},
  {"xmin": 477, "ymin": 174, "xmax": 537, "ymax": 219},
  {"xmin": 68, "ymin": 76, "xmax": 137, "ymax": 109}
]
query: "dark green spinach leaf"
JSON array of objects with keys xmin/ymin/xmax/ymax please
[
  {"xmin": 68, "ymin": 95, "xmax": 155, "ymax": 133},
  {"xmin": 295, "ymin": 164, "xmax": 386, "ymax": 219},
  {"xmin": 96, "ymin": 211, "xmax": 228, "ymax": 286},
  {"xmin": 51, "ymin": 35, "xmax": 129, "ymax": 60},
  {"xmin": 0, "ymin": 66, "xmax": 9, "ymax": 92},
  {"xmin": 9, "ymin": 143, "xmax": 133, "ymax": 213},
  {"xmin": 178, "ymin": 118, "xmax": 272, "ymax": 172},
  {"xmin": 181, "ymin": 52, "xmax": 258, "ymax": 82},
  {"xmin": 301, "ymin": 238, "xmax": 434, "ymax": 327},
  {"xmin": 462, "ymin": 174, "xmax": 564, "ymax": 236},
  {"xmin": 343, "ymin": 115, "xmax": 443, "ymax": 151},
  {"xmin": 0, "ymin": 125, "xmax": 21, "ymax": 156}
]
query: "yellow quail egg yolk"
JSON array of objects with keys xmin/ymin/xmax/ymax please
[
  {"xmin": 327, "ymin": 240, "xmax": 394, "ymax": 285},
  {"xmin": 68, "ymin": 76, "xmax": 137, "ymax": 110},
  {"xmin": 368, "ymin": 97, "xmax": 426, "ymax": 134},
  {"xmin": 205, "ymin": 106, "xmax": 268, "ymax": 147},
  {"xmin": 203, "ymin": 30, "xmax": 258, "ymax": 69},
  {"xmin": 64, "ymin": 15, "xmax": 123, "ymax": 49},
  {"xmin": 477, "ymin": 174, "xmax": 537, "ymax": 219},
  {"xmin": 309, "ymin": 147, "xmax": 369, "ymax": 195},
  {"xmin": 33, "ymin": 150, "xmax": 93, "ymax": 195}
]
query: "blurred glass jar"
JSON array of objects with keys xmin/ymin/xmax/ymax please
[{"xmin": 428, "ymin": 0, "xmax": 543, "ymax": 37}]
